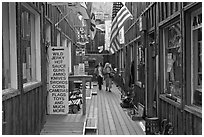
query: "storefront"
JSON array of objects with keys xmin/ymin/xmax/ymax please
[
  {"xmin": 2, "ymin": 2, "xmax": 76, "ymax": 134},
  {"xmin": 2, "ymin": 2, "xmax": 46, "ymax": 134},
  {"xmin": 111, "ymin": 2, "xmax": 202, "ymax": 134}
]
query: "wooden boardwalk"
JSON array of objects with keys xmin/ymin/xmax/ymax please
[
  {"xmin": 40, "ymin": 114, "xmax": 86, "ymax": 135},
  {"xmin": 40, "ymin": 82, "xmax": 145, "ymax": 135},
  {"xmin": 85, "ymin": 82, "xmax": 145, "ymax": 135},
  {"xmin": 94, "ymin": 83, "xmax": 145, "ymax": 135}
]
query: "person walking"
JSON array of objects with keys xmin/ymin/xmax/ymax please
[
  {"xmin": 103, "ymin": 62, "xmax": 113, "ymax": 92},
  {"xmin": 94, "ymin": 63, "xmax": 103, "ymax": 90}
]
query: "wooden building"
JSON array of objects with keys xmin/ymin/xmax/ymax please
[
  {"xmin": 2, "ymin": 2, "xmax": 78, "ymax": 134},
  {"xmin": 111, "ymin": 2, "xmax": 202, "ymax": 134}
]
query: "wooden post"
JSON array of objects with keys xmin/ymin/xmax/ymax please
[
  {"xmin": 82, "ymin": 78, "xmax": 86, "ymax": 115},
  {"xmin": 89, "ymin": 81, "xmax": 91, "ymax": 89},
  {"xmin": 180, "ymin": 2, "xmax": 185, "ymax": 134},
  {"xmin": 40, "ymin": 3, "xmax": 47, "ymax": 129},
  {"xmin": 155, "ymin": 2, "xmax": 160, "ymax": 117},
  {"xmin": 16, "ymin": 2, "xmax": 24, "ymax": 134},
  {"xmin": 147, "ymin": 44, "xmax": 154, "ymax": 117}
]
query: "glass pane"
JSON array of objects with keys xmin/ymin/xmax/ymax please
[
  {"xmin": 21, "ymin": 8, "xmax": 33, "ymax": 84},
  {"xmin": 2, "ymin": 3, "xmax": 11, "ymax": 89},
  {"xmin": 137, "ymin": 43, "xmax": 145, "ymax": 83},
  {"xmin": 165, "ymin": 22, "xmax": 182, "ymax": 98},
  {"xmin": 197, "ymin": 28, "xmax": 202, "ymax": 87},
  {"xmin": 193, "ymin": 28, "xmax": 202, "ymax": 107},
  {"xmin": 191, "ymin": 8, "xmax": 202, "ymax": 107}
]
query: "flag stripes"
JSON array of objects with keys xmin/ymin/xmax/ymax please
[
  {"xmin": 90, "ymin": 13, "xmax": 96, "ymax": 31},
  {"xmin": 109, "ymin": 2, "xmax": 133, "ymax": 54},
  {"xmin": 110, "ymin": 6, "xmax": 132, "ymax": 42},
  {"xmin": 90, "ymin": 12, "xmax": 96, "ymax": 40}
]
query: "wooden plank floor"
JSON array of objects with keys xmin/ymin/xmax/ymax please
[
  {"xmin": 40, "ymin": 114, "xmax": 86, "ymax": 135},
  {"xmin": 41, "ymin": 82, "xmax": 145, "ymax": 135},
  {"xmin": 87, "ymin": 82, "xmax": 145, "ymax": 135}
]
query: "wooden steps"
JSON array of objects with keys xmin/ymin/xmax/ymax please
[
  {"xmin": 85, "ymin": 88, "xmax": 98, "ymax": 134},
  {"xmin": 86, "ymin": 88, "xmax": 92, "ymax": 99},
  {"xmin": 40, "ymin": 122, "xmax": 85, "ymax": 135},
  {"xmin": 85, "ymin": 117, "xmax": 97, "ymax": 129},
  {"xmin": 40, "ymin": 115, "xmax": 86, "ymax": 135}
]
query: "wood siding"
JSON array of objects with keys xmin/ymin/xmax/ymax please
[
  {"xmin": 2, "ymin": 2, "xmax": 76, "ymax": 135},
  {"xmin": 183, "ymin": 109, "xmax": 202, "ymax": 135},
  {"xmin": 111, "ymin": 2, "xmax": 202, "ymax": 135},
  {"xmin": 159, "ymin": 96, "xmax": 183, "ymax": 134},
  {"xmin": 2, "ymin": 84, "xmax": 46, "ymax": 135}
]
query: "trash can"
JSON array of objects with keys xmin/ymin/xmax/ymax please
[{"xmin": 145, "ymin": 117, "xmax": 160, "ymax": 135}]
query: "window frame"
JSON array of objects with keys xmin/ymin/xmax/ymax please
[
  {"xmin": 2, "ymin": 3, "xmax": 18, "ymax": 91},
  {"xmin": 21, "ymin": 3, "xmax": 41, "ymax": 87},
  {"xmin": 162, "ymin": 20, "xmax": 182, "ymax": 102},
  {"xmin": 190, "ymin": 8, "xmax": 202, "ymax": 107}
]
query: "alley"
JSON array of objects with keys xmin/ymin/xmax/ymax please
[
  {"xmin": 40, "ymin": 82, "xmax": 145, "ymax": 135},
  {"xmin": 2, "ymin": 2, "xmax": 202, "ymax": 135},
  {"xmin": 89, "ymin": 83, "xmax": 145, "ymax": 135}
]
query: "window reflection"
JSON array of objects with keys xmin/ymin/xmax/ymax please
[{"xmin": 165, "ymin": 22, "xmax": 182, "ymax": 99}]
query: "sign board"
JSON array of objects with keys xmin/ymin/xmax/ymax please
[
  {"xmin": 75, "ymin": 26, "xmax": 88, "ymax": 44},
  {"xmin": 76, "ymin": 44, "xmax": 86, "ymax": 56},
  {"xmin": 74, "ymin": 65, "xmax": 79, "ymax": 75},
  {"xmin": 139, "ymin": 16, "xmax": 146, "ymax": 31},
  {"xmin": 105, "ymin": 20, "xmax": 111, "ymax": 50},
  {"xmin": 76, "ymin": 48, "xmax": 85, "ymax": 56},
  {"xmin": 47, "ymin": 47, "xmax": 69, "ymax": 114},
  {"xmin": 119, "ymin": 26, "xmax": 125, "ymax": 44},
  {"xmin": 139, "ymin": 16, "xmax": 142, "ymax": 31},
  {"xmin": 74, "ymin": 63, "xmax": 85, "ymax": 75},
  {"xmin": 78, "ymin": 63, "xmax": 85, "ymax": 75}
]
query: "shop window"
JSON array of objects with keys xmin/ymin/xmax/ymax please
[
  {"xmin": 136, "ymin": 41, "xmax": 145, "ymax": 85},
  {"xmin": 163, "ymin": 21, "xmax": 182, "ymax": 100},
  {"xmin": 21, "ymin": 4, "xmax": 41, "ymax": 85},
  {"xmin": 191, "ymin": 9, "xmax": 202, "ymax": 107},
  {"xmin": 2, "ymin": 3, "xmax": 11, "ymax": 89},
  {"xmin": 2, "ymin": 3, "xmax": 17, "ymax": 90}
]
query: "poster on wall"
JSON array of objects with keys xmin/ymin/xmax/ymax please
[
  {"xmin": 167, "ymin": 53, "xmax": 174, "ymax": 72},
  {"xmin": 47, "ymin": 47, "xmax": 69, "ymax": 114}
]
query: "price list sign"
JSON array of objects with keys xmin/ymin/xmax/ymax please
[{"xmin": 47, "ymin": 47, "xmax": 69, "ymax": 114}]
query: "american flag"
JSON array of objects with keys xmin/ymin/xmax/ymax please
[
  {"xmin": 90, "ymin": 12, "xmax": 96, "ymax": 40},
  {"xmin": 109, "ymin": 2, "xmax": 133, "ymax": 54}
]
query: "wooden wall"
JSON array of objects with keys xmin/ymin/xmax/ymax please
[
  {"xmin": 2, "ymin": 84, "xmax": 46, "ymax": 135},
  {"xmin": 159, "ymin": 95, "xmax": 183, "ymax": 134},
  {"xmin": 159, "ymin": 96, "xmax": 202, "ymax": 134},
  {"xmin": 183, "ymin": 109, "xmax": 202, "ymax": 135},
  {"xmin": 2, "ymin": 2, "xmax": 76, "ymax": 135},
  {"xmin": 157, "ymin": 2, "xmax": 202, "ymax": 135},
  {"xmin": 112, "ymin": 2, "xmax": 202, "ymax": 135}
]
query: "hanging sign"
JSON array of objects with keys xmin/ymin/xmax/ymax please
[
  {"xmin": 47, "ymin": 47, "xmax": 69, "ymax": 114},
  {"xmin": 76, "ymin": 43, "xmax": 86, "ymax": 56}
]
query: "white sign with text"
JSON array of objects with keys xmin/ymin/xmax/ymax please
[{"xmin": 47, "ymin": 47, "xmax": 69, "ymax": 114}]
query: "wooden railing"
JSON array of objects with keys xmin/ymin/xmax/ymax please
[{"xmin": 2, "ymin": 83, "xmax": 46, "ymax": 135}]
